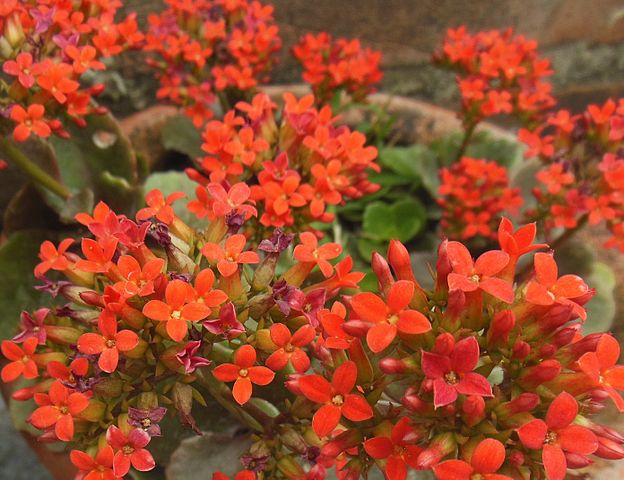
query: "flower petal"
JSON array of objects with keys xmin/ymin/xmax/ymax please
[
  {"xmin": 298, "ymin": 374, "xmax": 331, "ymax": 404},
  {"xmin": 342, "ymin": 394, "xmax": 373, "ymax": 421},
  {"xmin": 366, "ymin": 322, "xmax": 397, "ymax": 353},
  {"xmin": 312, "ymin": 404, "xmax": 341, "ymax": 437}
]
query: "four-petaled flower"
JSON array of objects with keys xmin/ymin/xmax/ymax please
[
  {"xmin": 3, "ymin": 52, "xmax": 35, "ymax": 88},
  {"xmin": 136, "ymin": 189, "xmax": 186, "ymax": 225},
  {"xmin": 212, "ymin": 345, "xmax": 275, "ymax": 405},
  {"xmin": 143, "ymin": 280, "xmax": 211, "ymax": 342},
  {"xmin": 1, "ymin": 338, "xmax": 39, "ymax": 382},
  {"xmin": 298, "ymin": 360, "xmax": 373, "ymax": 437},
  {"xmin": 363, "ymin": 417, "xmax": 422, "ymax": 480},
  {"xmin": 525, "ymin": 252, "xmax": 589, "ymax": 320},
  {"xmin": 201, "ymin": 234, "xmax": 260, "ymax": 277},
  {"xmin": 12, "ymin": 308, "xmax": 49, "ymax": 344},
  {"xmin": 266, "ymin": 323, "xmax": 315, "ymax": 372},
  {"xmin": 293, "ymin": 232, "xmax": 342, "ymax": 278},
  {"xmin": 30, "ymin": 380, "xmax": 90, "ymax": 441},
  {"xmin": 34, "ymin": 238, "xmax": 74, "ymax": 278},
  {"xmin": 350, "ymin": 280, "xmax": 431, "ymax": 353},
  {"xmin": 421, "ymin": 336, "xmax": 493, "ymax": 408},
  {"xmin": 128, "ymin": 406, "xmax": 168, "ymax": 437},
  {"xmin": 114, "ymin": 255, "xmax": 164, "ymax": 297},
  {"xmin": 433, "ymin": 438, "xmax": 512, "ymax": 480},
  {"xmin": 517, "ymin": 392, "xmax": 597, "ymax": 480},
  {"xmin": 70, "ymin": 447, "xmax": 116, "ymax": 480},
  {"xmin": 10, "ymin": 104, "xmax": 51, "ymax": 142},
  {"xmin": 446, "ymin": 241, "xmax": 514, "ymax": 303},
  {"xmin": 77, "ymin": 310, "xmax": 139, "ymax": 373},
  {"xmin": 577, "ymin": 334, "xmax": 624, "ymax": 411},
  {"xmin": 106, "ymin": 425, "xmax": 156, "ymax": 477}
]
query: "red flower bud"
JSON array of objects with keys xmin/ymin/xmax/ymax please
[
  {"xmin": 512, "ymin": 340, "xmax": 530, "ymax": 359},
  {"xmin": 564, "ymin": 452, "xmax": 592, "ymax": 469},
  {"xmin": 371, "ymin": 251, "xmax": 394, "ymax": 295},
  {"xmin": 379, "ymin": 357, "xmax": 407, "ymax": 374},
  {"xmin": 595, "ymin": 437, "xmax": 624, "ymax": 460},
  {"xmin": 416, "ymin": 432, "xmax": 455, "ymax": 469},
  {"xmin": 433, "ymin": 332, "xmax": 455, "ymax": 356},
  {"xmin": 435, "ymin": 239, "xmax": 452, "ymax": 293},
  {"xmin": 518, "ymin": 359, "xmax": 561, "ymax": 387},
  {"xmin": 487, "ymin": 310, "xmax": 515, "ymax": 345},
  {"xmin": 388, "ymin": 240, "xmax": 414, "ymax": 282}
]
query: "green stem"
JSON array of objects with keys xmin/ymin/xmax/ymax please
[
  {"xmin": 0, "ymin": 136, "xmax": 71, "ymax": 200},
  {"xmin": 456, "ymin": 121, "xmax": 477, "ymax": 163}
]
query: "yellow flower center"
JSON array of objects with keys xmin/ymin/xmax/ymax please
[
  {"xmin": 444, "ymin": 371, "xmax": 459, "ymax": 385},
  {"xmin": 331, "ymin": 395, "xmax": 344, "ymax": 406},
  {"xmin": 239, "ymin": 368, "xmax": 249, "ymax": 377}
]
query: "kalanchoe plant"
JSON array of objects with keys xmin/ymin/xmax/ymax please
[
  {"xmin": 185, "ymin": 92, "xmax": 380, "ymax": 239},
  {"xmin": 144, "ymin": 0, "xmax": 282, "ymax": 126},
  {"xmin": 292, "ymin": 33, "xmax": 383, "ymax": 106},
  {"xmin": 2, "ymin": 180, "xmax": 624, "ymax": 480},
  {"xmin": 434, "ymin": 27, "xmax": 555, "ymax": 160},
  {"xmin": 519, "ymin": 99, "xmax": 624, "ymax": 251}
]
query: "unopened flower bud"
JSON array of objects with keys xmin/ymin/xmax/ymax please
[
  {"xmin": 371, "ymin": 252, "xmax": 394, "ymax": 295},
  {"xmin": 416, "ymin": 432, "xmax": 455, "ymax": 469},
  {"xmin": 435, "ymin": 239, "xmax": 452, "ymax": 294},
  {"xmin": 44, "ymin": 325, "xmax": 81, "ymax": 345},
  {"xmin": 487, "ymin": 310, "xmax": 515, "ymax": 345},
  {"xmin": 595, "ymin": 436, "xmax": 624, "ymax": 459},
  {"xmin": 79, "ymin": 399, "xmax": 106, "ymax": 422},
  {"xmin": 512, "ymin": 340, "xmax": 530, "ymax": 359},
  {"xmin": 277, "ymin": 456, "xmax": 305, "ymax": 479},
  {"xmin": 93, "ymin": 378, "xmax": 125, "ymax": 398},
  {"xmin": 564, "ymin": 452, "xmax": 592, "ymax": 468},
  {"xmin": 518, "ymin": 359, "xmax": 561, "ymax": 387},
  {"xmin": 462, "ymin": 395, "xmax": 485, "ymax": 426},
  {"xmin": 433, "ymin": 332, "xmax": 455, "ymax": 356}
]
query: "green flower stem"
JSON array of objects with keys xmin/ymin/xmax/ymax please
[
  {"xmin": 0, "ymin": 136, "xmax": 71, "ymax": 200},
  {"xmin": 456, "ymin": 121, "xmax": 477, "ymax": 162}
]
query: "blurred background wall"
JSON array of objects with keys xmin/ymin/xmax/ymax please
[{"xmin": 112, "ymin": 0, "xmax": 624, "ymax": 116}]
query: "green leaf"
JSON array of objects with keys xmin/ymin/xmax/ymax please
[
  {"xmin": 584, "ymin": 262, "xmax": 617, "ymax": 334},
  {"xmin": 2, "ymin": 185, "xmax": 61, "ymax": 235},
  {"xmin": 161, "ymin": 115, "xmax": 204, "ymax": 160},
  {"xmin": 49, "ymin": 112, "xmax": 139, "ymax": 215},
  {"xmin": 363, "ymin": 198, "xmax": 426, "ymax": 242},
  {"xmin": 165, "ymin": 431, "xmax": 251, "ymax": 479},
  {"xmin": 0, "ymin": 231, "xmax": 54, "ymax": 339},
  {"xmin": 144, "ymin": 171, "xmax": 200, "ymax": 227}
]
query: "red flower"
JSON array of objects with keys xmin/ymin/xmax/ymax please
[
  {"xmin": 36, "ymin": 61, "xmax": 79, "ymax": 103},
  {"xmin": 525, "ymin": 252, "xmax": 589, "ymax": 320},
  {"xmin": 350, "ymin": 280, "xmax": 431, "ymax": 353},
  {"xmin": 298, "ymin": 360, "xmax": 373, "ymax": 437},
  {"xmin": 1, "ymin": 338, "xmax": 39, "ymax": 382},
  {"xmin": 433, "ymin": 438, "xmax": 512, "ymax": 480},
  {"xmin": 106, "ymin": 425, "xmax": 155, "ymax": 477},
  {"xmin": 77, "ymin": 311, "xmax": 139, "ymax": 373},
  {"xmin": 363, "ymin": 417, "xmax": 422, "ymax": 480},
  {"xmin": 30, "ymin": 380, "xmax": 89, "ymax": 441},
  {"xmin": 212, "ymin": 345, "xmax": 275, "ymax": 405},
  {"xmin": 10, "ymin": 104, "xmax": 51, "ymax": 142},
  {"xmin": 136, "ymin": 189, "xmax": 186, "ymax": 225},
  {"xmin": 497, "ymin": 218, "xmax": 547, "ymax": 258},
  {"xmin": 33, "ymin": 256, "xmax": 66, "ymax": 297},
  {"xmin": 293, "ymin": 232, "xmax": 342, "ymax": 278},
  {"xmin": 265, "ymin": 323, "xmax": 315, "ymax": 372},
  {"xmin": 114, "ymin": 255, "xmax": 164, "ymax": 297},
  {"xmin": 421, "ymin": 336, "xmax": 493, "ymax": 408},
  {"xmin": 75, "ymin": 237, "xmax": 118, "ymax": 273},
  {"xmin": 65, "ymin": 45, "xmax": 105, "ymax": 74},
  {"xmin": 70, "ymin": 447, "xmax": 116, "ymax": 480},
  {"xmin": 577, "ymin": 335, "xmax": 624, "ymax": 411},
  {"xmin": 201, "ymin": 234, "xmax": 260, "ymax": 277},
  {"xmin": 206, "ymin": 182, "xmax": 257, "ymax": 219},
  {"xmin": 3, "ymin": 52, "xmax": 35, "ymax": 88},
  {"xmin": 446, "ymin": 241, "xmax": 514, "ymax": 303},
  {"xmin": 143, "ymin": 280, "xmax": 211, "ymax": 342},
  {"xmin": 517, "ymin": 392, "xmax": 598, "ymax": 480}
]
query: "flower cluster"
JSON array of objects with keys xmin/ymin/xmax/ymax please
[
  {"xmin": 292, "ymin": 32, "xmax": 383, "ymax": 105},
  {"xmin": 0, "ymin": 0, "xmax": 143, "ymax": 141},
  {"xmin": 4, "ymin": 188, "xmax": 624, "ymax": 480},
  {"xmin": 520, "ymin": 99, "xmax": 624, "ymax": 250},
  {"xmin": 144, "ymin": 0, "xmax": 281, "ymax": 126},
  {"xmin": 438, "ymin": 157, "xmax": 523, "ymax": 241},
  {"xmin": 434, "ymin": 27, "xmax": 555, "ymax": 127},
  {"xmin": 186, "ymin": 92, "xmax": 380, "ymax": 235}
]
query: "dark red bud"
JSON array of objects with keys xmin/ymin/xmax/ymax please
[
  {"xmin": 433, "ymin": 332, "xmax": 455, "ymax": 356},
  {"xmin": 371, "ymin": 252, "xmax": 394, "ymax": 295},
  {"xmin": 388, "ymin": 240, "xmax": 415, "ymax": 283},
  {"xmin": 563, "ymin": 452, "xmax": 592, "ymax": 468},
  {"xmin": 512, "ymin": 340, "xmax": 530, "ymax": 359},
  {"xmin": 379, "ymin": 357, "xmax": 408, "ymax": 374},
  {"xmin": 488, "ymin": 310, "xmax": 515, "ymax": 345}
]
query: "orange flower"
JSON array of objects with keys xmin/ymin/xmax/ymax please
[
  {"xmin": 143, "ymin": 280, "xmax": 211, "ymax": 342},
  {"xmin": 35, "ymin": 61, "xmax": 79, "ymax": 104},
  {"xmin": 114, "ymin": 255, "xmax": 165, "ymax": 297},
  {"xmin": 293, "ymin": 232, "xmax": 341, "ymax": 278},
  {"xmin": 212, "ymin": 345, "xmax": 275, "ymax": 405},
  {"xmin": 201, "ymin": 234, "xmax": 259, "ymax": 277},
  {"xmin": 34, "ymin": 238, "xmax": 74, "ymax": 278},
  {"xmin": 265, "ymin": 323, "xmax": 315, "ymax": 372},
  {"xmin": 350, "ymin": 281, "xmax": 431, "ymax": 353},
  {"xmin": 1, "ymin": 338, "xmax": 39, "ymax": 382},
  {"xmin": 10, "ymin": 104, "xmax": 51, "ymax": 142},
  {"xmin": 30, "ymin": 380, "xmax": 89, "ymax": 441},
  {"xmin": 75, "ymin": 237, "xmax": 118, "ymax": 273},
  {"xmin": 77, "ymin": 311, "xmax": 139, "ymax": 373},
  {"xmin": 136, "ymin": 189, "xmax": 186, "ymax": 225}
]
